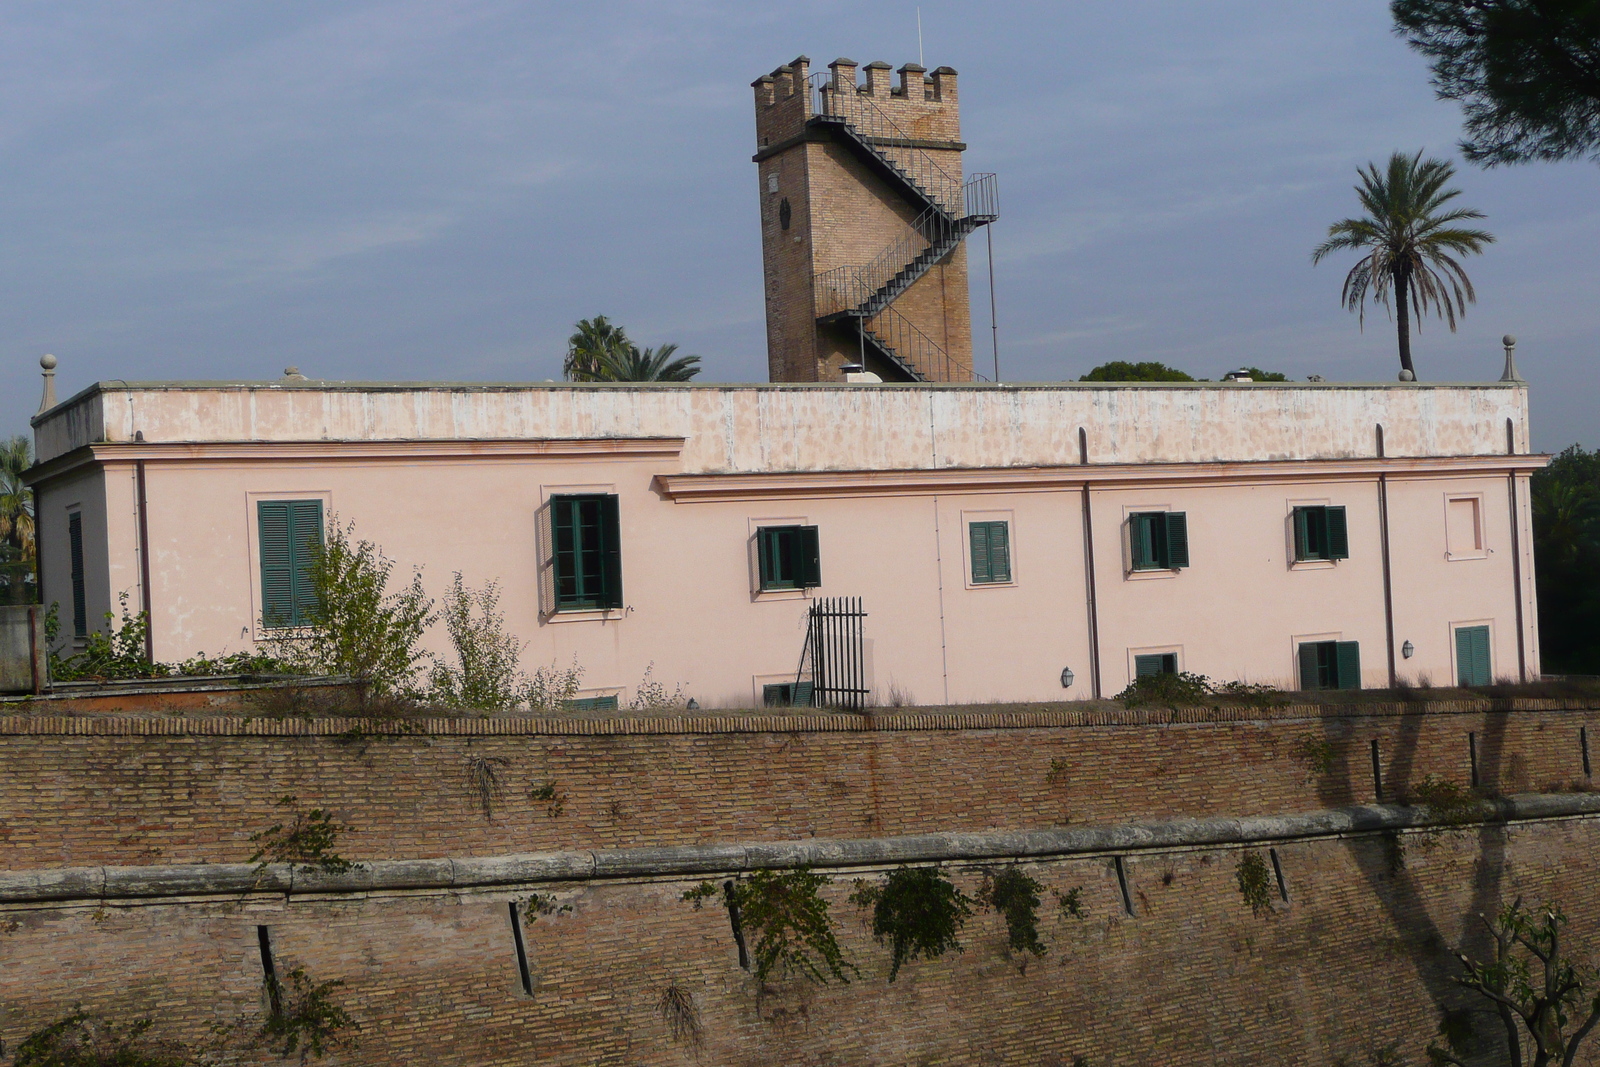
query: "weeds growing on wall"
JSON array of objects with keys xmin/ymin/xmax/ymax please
[
  {"xmin": 1045, "ymin": 758, "xmax": 1069, "ymax": 787},
  {"xmin": 248, "ymin": 796, "xmax": 360, "ymax": 876},
  {"xmin": 429, "ymin": 574, "xmax": 526, "ymax": 710},
  {"xmin": 630, "ymin": 663, "xmax": 687, "ymax": 712},
  {"xmin": 45, "ymin": 597, "xmax": 291, "ymax": 684},
  {"xmin": 656, "ymin": 984, "xmax": 703, "ymax": 1048},
  {"xmin": 465, "ymin": 755, "xmax": 510, "ymax": 819},
  {"xmin": 1290, "ymin": 734, "xmax": 1338, "ymax": 777},
  {"xmin": 1235, "ymin": 851, "xmax": 1274, "ymax": 917},
  {"xmin": 977, "ymin": 867, "xmax": 1047, "ymax": 958},
  {"xmin": 1056, "ymin": 886, "xmax": 1086, "ymax": 921},
  {"xmin": 522, "ymin": 892, "xmax": 572, "ymax": 924},
  {"xmin": 1407, "ymin": 774, "xmax": 1480, "ymax": 826},
  {"xmin": 9, "ymin": 1010, "xmax": 193, "ymax": 1067},
  {"xmin": 1117, "ymin": 671, "xmax": 1285, "ymax": 710},
  {"xmin": 849, "ymin": 866, "xmax": 972, "ymax": 981},
  {"xmin": 684, "ymin": 869, "xmax": 853, "ymax": 985},
  {"xmin": 528, "ymin": 781, "xmax": 565, "ymax": 817},
  {"xmin": 252, "ymin": 966, "xmax": 356, "ymax": 1064},
  {"xmin": 260, "ymin": 518, "xmax": 435, "ymax": 698},
  {"xmin": 525, "ymin": 658, "xmax": 585, "ymax": 713}
]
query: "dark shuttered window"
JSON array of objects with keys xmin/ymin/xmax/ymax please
[
  {"xmin": 257, "ymin": 500, "xmax": 324, "ymax": 628},
  {"xmin": 969, "ymin": 521, "xmax": 1012, "ymax": 584},
  {"xmin": 551, "ymin": 494, "xmax": 623, "ymax": 611},
  {"xmin": 757, "ymin": 525, "xmax": 822, "ymax": 591},
  {"xmin": 762, "ymin": 681, "xmax": 815, "ymax": 707},
  {"xmin": 68, "ymin": 511, "xmax": 86, "ymax": 637},
  {"xmin": 1455, "ymin": 625, "xmax": 1491, "ymax": 687},
  {"xmin": 1292, "ymin": 506, "xmax": 1350, "ymax": 562},
  {"xmin": 1298, "ymin": 640, "xmax": 1361, "ymax": 690},
  {"xmin": 1135, "ymin": 652, "xmax": 1178, "ymax": 677},
  {"xmin": 1130, "ymin": 512, "xmax": 1189, "ymax": 571}
]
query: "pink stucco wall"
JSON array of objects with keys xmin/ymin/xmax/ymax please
[{"xmin": 27, "ymin": 381, "xmax": 1542, "ymax": 705}]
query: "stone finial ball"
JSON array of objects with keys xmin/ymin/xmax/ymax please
[
  {"xmin": 1503, "ymin": 334, "xmax": 1517, "ymax": 348},
  {"xmin": 40, "ymin": 353, "xmax": 57, "ymax": 370}
]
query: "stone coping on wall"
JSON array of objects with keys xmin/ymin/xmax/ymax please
[
  {"xmin": 4, "ymin": 793, "xmax": 1597, "ymax": 905},
  {"xmin": 0, "ymin": 696, "xmax": 1594, "ymax": 736}
]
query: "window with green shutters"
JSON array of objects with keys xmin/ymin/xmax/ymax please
[
  {"xmin": 1455, "ymin": 625, "xmax": 1492, "ymax": 687},
  {"xmin": 1135, "ymin": 652, "xmax": 1178, "ymax": 677},
  {"xmin": 1297, "ymin": 640, "xmax": 1361, "ymax": 690},
  {"xmin": 1130, "ymin": 512, "xmax": 1189, "ymax": 571},
  {"xmin": 757, "ymin": 525, "xmax": 821, "ymax": 591},
  {"xmin": 550, "ymin": 494, "xmax": 623, "ymax": 611},
  {"xmin": 1292, "ymin": 506, "xmax": 1349, "ymax": 562},
  {"xmin": 969, "ymin": 521, "xmax": 1012, "ymax": 584},
  {"xmin": 562, "ymin": 695, "xmax": 618, "ymax": 713},
  {"xmin": 763, "ymin": 681, "xmax": 815, "ymax": 707},
  {"xmin": 68, "ymin": 511, "xmax": 86, "ymax": 637},
  {"xmin": 257, "ymin": 500, "xmax": 324, "ymax": 629}
]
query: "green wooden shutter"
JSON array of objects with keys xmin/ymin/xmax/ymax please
[
  {"xmin": 988, "ymin": 522, "xmax": 1011, "ymax": 582},
  {"xmin": 1335, "ymin": 641, "xmax": 1361, "ymax": 690},
  {"xmin": 970, "ymin": 522, "xmax": 991, "ymax": 582},
  {"xmin": 600, "ymin": 494, "xmax": 623, "ymax": 609},
  {"xmin": 792, "ymin": 680, "xmax": 814, "ymax": 707},
  {"xmin": 1326, "ymin": 506, "xmax": 1349, "ymax": 560},
  {"xmin": 756, "ymin": 528, "xmax": 778, "ymax": 590},
  {"xmin": 1165, "ymin": 512, "xmax": 1189, "ymax": 569},
  {"xmin": 68, "ymin": 512, "xmax": 87, "ymax": 637},
  {"xmin": 1292, "ymin": 508, "xmax": 1310, "ymax": 561},
  {"xmin": 798, "ymin": 526, "xmax": 822, "ymax": 588},
  {"xmin": 257, "ymin": 502, "xmax": 293, "ymax": 628},
  {"xmin": 536, "ymin": 501, "xmax": 555, "ymax": 614},
  {"xmin": 1298, "ymin": 642, "xmax": 1320, "ymax": 690},
  {"xmin": 1135, "ymin": 653, "xmax": 1165, "ymax": 678},
  {"xmin": 1456, "ymin": 626, "xmax": 1491, "ymax": 686},
  {"xmin": 287, "ymin": 500, "xmax": 323, "ymax": 626}
]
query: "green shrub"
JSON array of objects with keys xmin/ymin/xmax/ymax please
[
  {"xmin": 1116, "ymin": 671, "xmax": 1214, "ymax": 708},
  {"xmin": 684, "ymin": 868, "xmax": 853, "ymax": 985},
  {"xmin": 977, "ymin": 867, "xmax": 1047, "ymax": 957},
  {"xmin": 849, "ymin": 866, "xmax": 972, "ymax": 981},
  {"xmin": 261, "ymin": 518, "xmax": 434, "ymax": 698},
  {"xmin": 1056, "ymin": 886, "xmax": 1087, "ymax": 921},
  {"xmin": 48, "ymin": 594, "xmax": 167, "ymax": 682},
  {"xmin": 11, "ymin": 1011, "xmax": 192, "ymax": 1067},
  {"xmin": 429, "ymin": 574, "xmax": 524, "ymax": 710},
  {"xmin": 253, "ymin": 966, "xmax": 356, "ymax": 1063},
  {"xmin": 1408, "ymin": 774, "xmax": 1479, "ymax": 825},
  {"xmin": 1235, "ymin": 850, "xmax": 1274, "ymax": 917},
  {"xmin": 248, "ymin": 796, "xmax": 360, "ymax": 876}
]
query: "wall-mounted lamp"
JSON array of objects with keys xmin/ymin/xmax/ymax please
[
  {"xmin": 1402, "ymin": 640, "xmax": 1414, "ymax": 659},
  {"xmin": 1060, "ymin": 667, "xmax": 1075, "ymax": 689}
]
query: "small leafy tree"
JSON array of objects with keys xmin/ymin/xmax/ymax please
[
  {"xmin": 248, "ymin": 796, "xmax": 359, "ymax": 876},
  {"xmin": 1428, "ymin": 898, "xmax": 1600, "ymax": 1067},
  {"xmin": 849, "ymin": 866, "xmax": 973, "ymax": 981},
  {"xmin": 252, "ymin": 966, "xmax": 356, "ymax": 1064},
  {"xmin": 977, "ymin": 867, "xmax": 1048, "ymax": 958},
  {"xmin": 684, "ymin": 868, "xmax": 853, "ymax": 985},
  {"xmin": 11, "ymin": 1011, "xmax": 192, "ymax": 1067},
  {"xmin": 262, "ymin": 519, "xmax": 434, "ymax": 698},
  {"xmin": 429, "ymin": 574, "xmax": 524, "ymax": 709},
  {"xmin": 524, "ymin": 657, "xmax": 586, "ymax": 713}
]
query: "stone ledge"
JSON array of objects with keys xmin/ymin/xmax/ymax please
[
  {"xmin": 0, "ymin": 697, "xmax": 1593, "ymax": 737},
  {"xmin": 6, "ymin": 793, "xmax": 1597, "ymax": 904}
]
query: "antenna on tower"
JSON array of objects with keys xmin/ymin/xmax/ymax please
[{"xmin": 917, "ymin": 7, "xmax": 924, "ymax": 67}]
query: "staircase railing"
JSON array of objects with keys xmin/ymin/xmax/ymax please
[
  {"xmin": 813, "ymin": 173, "xmax": 999, "ymax": 320},
  {"xmin": 859, "ymin": 304, "xmax": 989, "ymax": 384},
  {"xmin": 808, "ymin": 71, "xmax": 964, "ymax": 217}
]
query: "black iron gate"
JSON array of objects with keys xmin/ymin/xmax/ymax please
[{"xmin": 800, "ymin": 597, "xmax": 870, "ymax": 710}]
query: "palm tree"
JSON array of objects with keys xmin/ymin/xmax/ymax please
[
  {"xmin": 1312, "ymin": 150, "xmax": 1495, "ymax": 380},
  {"xmin": 596, "ymin": 343, "xmax": 702, "ymax": 383},
  {"xmin": 564, "ymin": 316, "xmax": 632, "ymax": 382},
  {"xmin": 0, "ymin": 435, "xmax": 35, "ymax": 604}
]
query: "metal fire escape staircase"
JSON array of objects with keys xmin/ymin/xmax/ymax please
[{"xmin": 807, "ymin": 71, "xmax": 999, "ymax": 382}]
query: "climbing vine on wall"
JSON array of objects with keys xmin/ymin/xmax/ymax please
[
  {"xmin": 849, "ymin": 865, "xmax": 973, "ymax": 981},
  {"xmin": 1235, "ymin": 851, "xmax": 1273, "ymax": 917},
  {"xmin": 684, "ymin": 868, "xmax": 853, "ymax": 985},
  {"xmin": 248, "ymin": 796, "xmax": 360, "ymax": 876},
  {"xmin": 977, "ymin": 866, "xmax": 1048, "ymax": 958}
]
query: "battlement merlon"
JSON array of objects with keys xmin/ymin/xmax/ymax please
[{"xmin": 755, "ymin": 56, "xmax": 962, "ymax": 149}]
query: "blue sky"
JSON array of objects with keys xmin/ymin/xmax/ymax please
[{"xmin": 2, "ymin": 1, "xmax": 1595, "ymax": 450}]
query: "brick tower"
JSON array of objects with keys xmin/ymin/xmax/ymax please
[{"xmin": 752, "ymin": 56, "xmax": 998, "ymax": 383}]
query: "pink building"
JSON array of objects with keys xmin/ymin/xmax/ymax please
[{"xmin": 25, "ymin": 375, "xmax": 1543, "ymax": 706}]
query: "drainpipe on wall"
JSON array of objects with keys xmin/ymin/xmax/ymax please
[
  {"xmin": 1507, "ymin": 417, "xmax": 1528, "ymax": 682},
  {"xmin": 135, "ymin": 459, "xmax": 153, "ymax": 663},
  {"xmin": 1376, "ymin": 425, "xmax": 1397, "ymax": 688}
]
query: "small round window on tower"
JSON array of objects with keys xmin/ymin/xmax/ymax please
[{"xmin": 778, "ymin": 198, "xmax": 792, "ymax": 230}]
